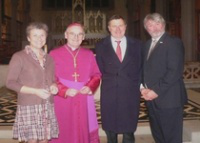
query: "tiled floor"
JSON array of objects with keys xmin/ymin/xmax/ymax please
[
  {"xmin": 0, "ymin": 89, "xmax": 199, "ymax": 143},
  {"xmin": 100, "ymin": 134, "xmax": 155, "ymax": 143},
  {"xmin": 99, "ymin": 89, "xmax": 200, "ymax": 143},
  {"xmin": 99, "ymin": 121, "xmax": 200, "ymax": 143}
]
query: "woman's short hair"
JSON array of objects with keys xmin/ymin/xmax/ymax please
[{"xmin": 26, "ymin": 22, "xmax": 48, "ymax": 37}]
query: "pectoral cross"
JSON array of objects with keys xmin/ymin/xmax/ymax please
[
  {"xmin": 72, "ymin": 72, "xmax": 79, "ymax": 82},
  {"xmin": 66, "ymin": 46, "xmax": 80, "ymax": 82}
]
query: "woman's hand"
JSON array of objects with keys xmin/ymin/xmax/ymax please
[{"xmin": 35, "ymin": 88, "xmax": 51, "ymax": 99}]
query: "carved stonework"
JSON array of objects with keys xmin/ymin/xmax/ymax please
[
  {"xmin": 51, "ymin": 1, "xmax": 107, "ymax": 49},
  {"xmin": 52, "ymin": 11, "xmax": 72, "ymax": 34},
  {"xmin": 72, "ymin": 0, "xmax": 85, "ymax": 24},
  {"xmin": 184, "ymin": 62, "xmax": 200, "ymax": 88},
  {"xmin": 85, "ymin": 11, "xmax": 107, "ymax": 33}
]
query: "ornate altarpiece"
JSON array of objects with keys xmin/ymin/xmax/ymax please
[{"xmin": 51, "ymin": 0, "xmax": 107, "ymax": 49}]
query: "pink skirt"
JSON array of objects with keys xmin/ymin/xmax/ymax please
[{"xmin": 13, "ymin": 102, "xmax": 59, "ymax": 142}]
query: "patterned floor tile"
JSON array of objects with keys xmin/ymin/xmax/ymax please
[{"xmin": 0, "ymin": 87, "xmax": 200, "ymax": 125}]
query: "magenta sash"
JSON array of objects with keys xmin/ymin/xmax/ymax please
[
  {"xmin": 50, "ymin": 78, "xmax": 99, "ymax": 143},
  {"xmin": 59, "ymin": 78, "xmax": 99, "ymax": 132}
]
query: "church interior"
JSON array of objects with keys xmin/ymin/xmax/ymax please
[{"xmin": 0, "ymin": 0, "xmax": 200, "ymax": 142}]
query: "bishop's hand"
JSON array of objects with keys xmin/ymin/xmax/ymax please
[
  {"xmin": 80, "ymin": 86, "xmax": 91, "ymax": 95},
  {"xmin": 65, "ymin": 88, "xmax": 79, "ymax": 97}
]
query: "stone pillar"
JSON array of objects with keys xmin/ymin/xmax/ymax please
[
  {"xmin": 181, "ymin": 0, "xmax": 196, "ymax": 61},
  {"xmin": 22, "ymin": 1, "xmax": 31, "ymax": 41},
  {"xmin": 11, "ymin": 0, "xmax": 18, "ymax": 47},
  {"xmin": 155, "ymin": 0, "xmax": 167, "ymax": 18},
  {"xmin": 139, "ymin": 0, "xmax": 151, "ymax": 41},
  {"xmin": 126, "ymin": 0, "xmax": 139, "ymax": 38}
]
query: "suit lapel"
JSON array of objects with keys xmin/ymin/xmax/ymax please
[
  {"xmin": 145, "ymin": 40, "xmax": 151, "ymax": 61},
  {"xmin": 146, "ymin": 33, "xmax": 167, "ymax": 61}
]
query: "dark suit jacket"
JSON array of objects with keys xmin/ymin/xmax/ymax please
[
  {"xmin": 142, "ymin": 32, "xmax": 188, "ymax": 109},
  {"xmin": 95, "ymin": 36, "xmax": 142, "ymax": 133}
]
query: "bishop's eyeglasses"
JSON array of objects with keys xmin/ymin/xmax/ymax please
[{"xmin": 67, "ymin": 32, "xmax": 85, "ymax": 38}]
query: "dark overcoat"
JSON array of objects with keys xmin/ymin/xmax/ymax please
[{"xmin": 95, "ymin": 36, "xmax": 142, "ymax": 133}]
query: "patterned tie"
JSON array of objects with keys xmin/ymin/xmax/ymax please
[
  {"xmin": 147, "ymin": 39, "xmax": 157, "ymax": 60},
  {"xmin": 116, "ymin": 41, "xmax": 122, "ymax": 62}
]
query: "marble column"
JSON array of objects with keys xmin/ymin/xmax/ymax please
[{"xmin": 181, "ymin": 0, "xmax": 196, "ymax": 61}]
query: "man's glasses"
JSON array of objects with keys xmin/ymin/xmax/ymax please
[{"xmin": 67, "ymin": 32, "xmax": 85, "ymax": 38}]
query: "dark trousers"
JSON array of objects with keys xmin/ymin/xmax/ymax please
[
  {"xmin": 147, "ymin": 102, "xmax": 183, "ymax": 143},
  {"xmin": 105, "ymin": 131, "xmax": 135, "ymax": 143}
]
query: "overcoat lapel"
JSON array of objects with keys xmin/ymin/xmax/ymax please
[
  {"xmin": 120, "ymin": 38, "xmax": 132, "ymax": 67},
  {"xmin": 103, "ymin": 36, "xmax": 136, "ymax": 67},
  {"xmin": 103, "ymin": 37, "xmax": 123, "ymax": 65}
]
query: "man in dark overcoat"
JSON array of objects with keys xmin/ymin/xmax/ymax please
[{"xmin": 95, "ymin": 15, "xmax": 142, "ymax": 143}]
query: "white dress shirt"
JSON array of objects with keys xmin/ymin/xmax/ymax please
[{"xmin": 111, "ymin": 36, "xmax": 127, "ymax": 60}]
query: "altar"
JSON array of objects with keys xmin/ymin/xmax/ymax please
[{"xmin": 50, "ymin": 0, "xmax": 108, "ymax": 50}]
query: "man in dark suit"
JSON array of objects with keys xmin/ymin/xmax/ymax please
[
  {"xmin": 141, "ymin": 13, "xmax": 188, "ymax": 143},
  {"xmin": 95, "ymin": 15, "xmax": 142, "ymax": 143}
]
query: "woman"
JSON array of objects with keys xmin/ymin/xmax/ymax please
[{"xmin": 6, "ymin": 22, "xmax": 59, "ymax": 143}]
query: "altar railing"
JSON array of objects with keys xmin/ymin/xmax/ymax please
[{"xmin": 183, "ymin": 62, "xmax": 200, "ymax": 88}]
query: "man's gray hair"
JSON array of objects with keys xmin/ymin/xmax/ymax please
[{"xmin": 143, "ymin": 13, "xmax": 166, "ymax": 29}]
